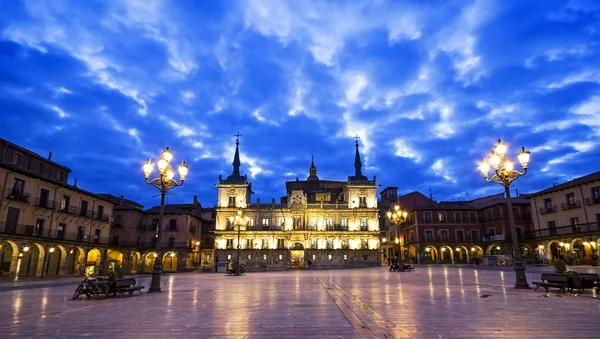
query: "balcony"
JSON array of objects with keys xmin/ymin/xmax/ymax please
[
  {"xmin": 34, "ymin": 197, "xmax": 55, "ymax": 209},
  {"xmin": 0, "ymin": 222, "xmax": 109, "ymax": 244},
  {"xmin": 6, "ymin": 191, "xmax": 30, "ymax": 203},
  {"xmin": 96, "ymin": 213, "xmax": 110, "ymax": 222},
  {"xmin": 561, "ymin": 201, "xmax": 581, "ymax": 211},
  {"xmin": 524, "ymin": 221, "xmax": 600, "ymax": 239},
  {"xmin": 539, "ymin": 205, "xmax": 557, "ymax": 215},
  {"xmin": 166, "ymin": 224, "xmax": 178, "ymax": 232},
  {"xmin": 585, "ymin": 197, "xmax": 600, "ymax": 206},
  {"xmin": 359, "ymin": 226, "xmax": 368, "ymax": 231},
  {"xmin": 325, "ymin": 225, "xmax": 349, "ymax": 231}
]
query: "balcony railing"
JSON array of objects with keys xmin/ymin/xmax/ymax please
[
  {"xmin": 96, "ymin": 213, "xmax": 110, "ymax": 222},
  {"xmin": 585, "ymin": 197, "xmax": 600, "ymax": 206},
  {"xmin": 539, "ymin": 205, "xmax": 557, "ymax": 215},
  {"xmin": 524, "ymin": 221, "xmax": 600, "ymax": 239},
  {"xmin": 359, "ymin": 226, "xmax": 368, "ymax": 231},
  {"xmin": 561, "ymin": 201, "xmax": 581, "ymax": 211},
  {"xmin": 34, "ymin": 197, "xmax": 55, "ymax": 209},
  {"xmin": 0, "ymin": 222, "xmax": 109, "ymax": 244},
  {"xmin": 306, "ymin": 203, "xmax": 350, "ymax": 209},
  {"xmin": 6, "ymin": 192, "xmax": 30, "ymax": 203}
]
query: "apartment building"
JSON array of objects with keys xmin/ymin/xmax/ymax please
[{"xmin": 0, "ymin": 138, "xmax": 114, "ymax": 278}]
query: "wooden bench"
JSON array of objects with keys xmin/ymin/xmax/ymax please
[
  {"xmin": 113, "ymin": 278, "xmax": 144, "ymax": 296},
  {"xmin": 533, "ymin": 273, "xmax": 568, "ymax": 292}
]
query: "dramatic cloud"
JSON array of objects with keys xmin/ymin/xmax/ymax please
[{"xmin": 1, "ymin": 0, "xmax": 599, "ymax": 207}]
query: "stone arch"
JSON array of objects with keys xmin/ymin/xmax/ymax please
[
  {"xmin": 130, "ymin": 251, "xmax": 141, "ymax": 274},
  {"xmin": 424, "ymin": 246, "xmax": 438, "ymax": 263},
  {"xmin": 86, "ymin": 248, "xmax": 102, "ymax": 275},
  {"xmin": 163, "ymin": 251, "xmax": 178, "ymax": 271},
  {"xmin": 290, "ymin": 242, "xmax": 304, "ymax": 250},
  {"xmin": 439, "ymin": 245, "xmax": 454, "ymax": 263},
  {"xmin": 45, "ymin": 245, "xmax": 63, "ymax": 277},
  {"xmin": 486, "ymin": 244, "xmax": 503, "ymax": 255},
  {"xmin": 454, "ymin": 245, "xmax": 470, "ymax": 264},
  {"xmin": 142, "ymin": 252, "xmax": 156, "ymax": 273},
  {"xmin": 0, "ymin": 240, "xmax": 19, "ymax": 277},
  {"xmin": 571, "ymin": 238, "xmax": 588, "ymax": 260},
  {"xmin": 546, "ymin": 240, "xmax": 562, "ymax": 261},
  {"xmin": 19, "ymin": 242, "xmax": 45, "ymax": 277},
  {"xmin": 106, "ymin": 250, "xmax": 124, "ymax": 271}
]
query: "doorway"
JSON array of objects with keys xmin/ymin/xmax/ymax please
[{"xmin": 291, "ymin": 250, "xmax": 305, "ymax": 268}]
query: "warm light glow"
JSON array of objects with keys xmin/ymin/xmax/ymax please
[
  {"xmin": 143, "ymin": 159, "xmax": 154, "ymax": 178},
  {"xmin": 195, "ymin": 241, "xmax": 200, "ymax": 246},
  {"xmin": 19, "ymin": 253, "xmax": 23, "ymax": 257},
  {"xmin": 162, "ymin": 147, "xmax": 173, "ymax": 163},
  {"xmin": 584, "ymin": 241, "xmax": 590, "ymax": 246},
  {"xmin": 402, "ymin": 211, "xmax": 408, "ymax": 218},
  {"xmin": 170, "ymin": 252, "xmax": 176, "ymax": 257},
  {"xmin": 425, "ymin": 247, "xmax": 430, "ymax": 252},
  {"xmin": 178, "ymin": 161, "xmax": 188, "ymax": 180},
  {"xmin": 23, "ymin": 246, "xmax": 30, "ymax": 252},
  {"xmin": 237, "ymin": 210, "xmax": 242, "ymax": 216},
  {"xmin": 441, "ymin": 248, "xmax": 446, "ymax": 252},
  {"xmin": 494, "ymin": 139, "xmax": 507, "ymax": 156},
  {"xmin": 591, "ymin": 241, "xmax": 596, "ymax": 246},
  {"xmin": 537, "ymin": 245, "xmax": 544, "ymax": 249},
  {"xmin": 517, "ymin": 147, "xmax": 530, "ymax": 168},
  {"xmin": 49, "ymin": 247, "xmax": 55, "ymax": 253},
  {"xmin": 455, "ymin": 247, "xmax": 460, "ymax": 251},
  {"xmin": 69, "ymin": 249, "xmax": 73, "ymax": 254},
  {"xmin": 504, "ymin": 160, "xmax": 514, "ymax": 172},
  {"xmin": 157, "ymin": 157, "xmax": 168, "ymax": 172},
  {"xmin": 394, "ymin": 205, "xmax": 399, "ymax": 211},
  {"xmin": 229, "ymin": 216, "xmax": 234, "ymax": 223},
  {"xmin": 559, "ymin": 242, "xmax": 565, "ymax": 247},
  {"xmin": 479, "ymin": 158, "xmax": 490, "ymax": 175},
  {"xmin": 166, "ymin": 166, "xmax": 175, "ymax": 180},
  {"xmin": 382, "ymin": 237, "xmax": 386, "ymax": 243},
  {"xmin": 488, "ymin": 153, "xmax": 501, "ymax": 170},
  {"xmin": 395, "ymin": 238, "xmax": 399, "ymax": 244},
  {"xmin": 496, "ymin": 246, "xmax": 500, "ymax": 250},
  {"xmin": 564, "ymin": 243, "xmax": 571, "ymax": 249},
  {"xmin": 470, "ymin": 247, "xmax": 475, "ymax": 251},
  {"xmin": 153, "ymin": 253, "xmax": 158, "ymax": 257},
  {"xmin": 386, "ymin": 211, "xmax": 392, "ymax": 218}
]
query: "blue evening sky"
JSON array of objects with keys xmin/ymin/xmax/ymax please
[{"xmin": 1, "ymin": 0, "xmax": 599, "ymax": 208}]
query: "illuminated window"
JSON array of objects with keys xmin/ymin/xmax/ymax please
[
  {"xmin": 263, "ymin": 254, "xmax": 267, "ymax": 260},
  {"xmin": 341, "ymin": 239, "xmax": 349, "ymax": 249},
  {"xmin": 328, "ymin": 254, "xmax": 332, "ymax": 260},
  {"xmin": 261, "ymin": 218, "xmax": 269, "ymax": 226},
  {"xmin": 341, "ymin": 218, "xmax": 348, "ymax": 227},
  {"xmin": 226, "ymin": 239, "xmax": 233, "ymax": 249},
  {"xmin": 361, "ymin": 239, "xmax": 368, "ymax": 249},
  {"xmin": 326, "ymin": 239, "xmax": 333, "ymax": 249},
  {"xmin": 343, "ymin": 254, "xmax": 348, "ymax": 261},
  {"xmin": 246, "ymin": 239, "xmax": 253, "ymax": 249},
  {"xmin": 262, "ymin": 239, "xmax": 268, "ymax": 249}
]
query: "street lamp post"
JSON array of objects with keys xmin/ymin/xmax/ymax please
[
  {"xmin": 143, "ymin": 147, "xmax": 188, "ymax": 293},
  {"xmin": 387, "ymin": 205, "xmax": 408, "ymax": 259},
  {"xmin": 479, "ymin": 139, "xmax": 531, "ymax": 289},
  {"xmin": 229, "ymin": 209, "xmax": 249, "ymax": 276}
]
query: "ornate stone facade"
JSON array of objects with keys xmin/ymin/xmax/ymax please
[{"xmin": 214, "ymin": 139, "xmax": 381, "ymax": 270}]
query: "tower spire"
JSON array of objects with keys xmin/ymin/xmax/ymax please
[
  {"xmin": 308, "ymin": 153, "xmax": 319, "ymax": 181},
  {"xmin": 232, "ymin": 132, "xmax": 241, "ymax": 175},
  {"xmin": 350, "ymin": 136, "xmax": 368, "ymax": 181}
]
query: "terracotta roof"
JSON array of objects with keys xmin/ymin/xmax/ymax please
[{"xmin": 521, "ymin": 170, "xmax": 600, "ymax": 197}]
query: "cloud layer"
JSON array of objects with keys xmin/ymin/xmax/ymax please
[{"xmin": 1, "ymin": 0, "xmax": 599, "ymax": 207}]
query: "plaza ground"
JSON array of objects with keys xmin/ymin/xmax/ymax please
[{"xmin": 1, "ymin": 266, "xmax": 600, "ymax": 338}]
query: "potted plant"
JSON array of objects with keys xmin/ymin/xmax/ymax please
[{"xmin": 553, "ymin": 259, "xmax": 567, "ymax": 274}]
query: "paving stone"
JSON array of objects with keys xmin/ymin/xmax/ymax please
[{"xmin": 1, "ymin": 266, "xmax": 600, "ymax": 338}]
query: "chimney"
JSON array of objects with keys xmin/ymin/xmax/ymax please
[
  {"xmin": 73, "ymin": 178, "xmax": 78, "ymax": 187},
  {"xmin": 193, "ymin": 195, "xmax": 198, "ymax": 205},
  {"xmin": 515, "ymin": 188, "xmax": 519, "ymax": 197},
  {"xmin": 119, "ymin": 195, "xmax": 124, "ymax": 206},
  {"xmin": 48, "ymin": 152, "xmax": 52, "ymax": 160}
]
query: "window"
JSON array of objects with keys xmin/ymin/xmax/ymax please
[
  {"xmin": 360, "ymin": 217, "xmax": 368, "ymax": 228},
  {"xmin": 262, "ymin": 218, "xmax": 269, "ymax": 226},
  {"xmin": 277, "ymin": 238, "xmax": 285, "ymax": 249},
  {"xmin": 248, "ymin": 218, "xmax": 254, "ymax": 227},
  {"xmin": 293, "ymin": 217, "xmax": 301, "ymax": 229},
  {"xmin": 390, "ymin": 231, "xmax": 396, "ymax": 242},
  {"xmin": 311, "ymin": 238, "xmax": 318, "ymax": 249},
  {"xmin": 592, "ymin": 186, "xmax": 600, "ymax": 202},
  {"xmin": 312, "ymin": 254, "xmax": 316, "ymax": 260},
  {"xmin": 227, "ymin": 254, "xmax": 232, "ymax": 260},
  {"xmin": 468, "ymin": 212, "xmax": 476, "ymax": 223},
  {"xmin": 440, "ymin": 230, "xmax": 448, "ymax": 241},
  {"xmin": 57, "ymin": 223, "xmax": 66, "ymax": 239},
  {"xmin": 543, "ymin": 198, "xmax": 553, "ymax": 211},
  {"xmin": 262, "ymin": 239, "xmax": 268, "ymax": 249},
  {"xmin": 263, "ymin": 254, "xmax": 267, "ymax": 260},
  {"xmin": 512, "ymin": 207, "xmax": 521, "ymax": 219},
  {"xmin": 80, "ymin": 200, "xmax": 88, "ymax": 217},
  {"xmin": 226, "ymin": 239, "xmax": 233, "ymax": 249},
  {"xmin": 341, "ymin": 239, "xmax": 349, "ymax": 249},
  {"xmin": 570, "ymin": 217, "xmax": 580, "ymax": 226},
  {"xmin": 247, "ymin": 254, "xmax": 252, "ymax": 260},
  {"xmin": 425, "ymin": 230, "xmax": 434, "ymax": 242},
  {"xmin": 278, "ymin": 217, "xmax": 285, "ymax": 227},
  {"xmin": 341, "ymin": 218, "xmax": 348, "ymax": 227},
  {"xmin": 278, "ymin": 254, "xmax": 283, "ymax": 260},
  {"xmin": 57, "ymin": 170, "xmax": 63, "ymax": 181},
  {"xmin": 566, "ymin": 192, "xmax": 576, "ymax": 206},
  {"xmin": 168, "ymin": 219, "xmax": 177, "ymax": 231},
  {"xmin": 246, "ymin": 239, "xmax": 253, "ymax": 249},
  {"xmin": 409, "ymin": 231, "xmax": 415, "ymax": 242},
  {"xmin": 485, "ymin": 209, "xmax": 493, "ymax": 221},
  {"xmin": 487, "ymin": 228, "xmax": 496, "ymax": 236},
  {"xmin": 344, "ymin": 254, "xmax": 348, "ymax": 261},
  {"xmin": 454, "ymin": 212, "xmax": 462, "ymax": 223},
  {"xmin": 10, "ymin": 178, "xmax": 24, "ymax": 197},
  {"xmin": 76, "ymin": 226, "xmax": 85, "ymax": 242},
  {"xmin": 456, "ymin": 230, "xmax": 464, "ymax": 242},
  {"xmin": 361, "ymin": 239, "xmax": 368, "ymax": 249},
  {"xmin": 114, "ymin": 215, "xmax": 122, "ymax": 227},
  {"xmin": 359, "ymin": 196, "xmax": 367, "ymax": 208},
  {"xmin": 168, "ymin": 237, "xmax": 175, "ymax": 248},
  {"xmin": 424, "ymin": 212, "xmax": 432, "ymax": 223},
  {"xmin": 61, "ymin": 195, "xmax": 70, "ymax": 212},
  {"xmin": 12, "ymin": 153, "xmax": 21, "ymax": 165},
  {"xmin": 228, "ymin": 196, "xmax": 236, "ymax": 207},
  {"xmin": 38, "ymin": 163, "xmax": 44, "ymax": 175},
  {"xmin": 34, "ymin": 218, "xmax": 45, "ymax": 236},
  {"xmin": 97, "ymin": 205, "xmax": 104, "ymax": 220},
  {"xmin": 471, "ymin": 230, "xmax": 480, "ymax": 242},
  {"xmin": 328, "ymin": 254, "xmax": 332, "ymax": 260},
  {"xmin": 326, "ymin": 239, "xmax": 333, "ymax": 249},
  {"xmin": 38, "ymin": 188, "xmax": 49, "ymax": 207},
  {"xmin": 438, "ymin": 212, "xmax": 446, "ymax": 223},
  {"xmin": 310, "ymin": 218, "xmax": 318, "ymax": 227},
  {"xmin": 325, "ymin": 218, "xmax": 333, "ymax": 227}
]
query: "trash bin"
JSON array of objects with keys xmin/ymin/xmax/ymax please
[{"xmin": 216, "ymin": 262, "xmax": 228, "ymax": 273}]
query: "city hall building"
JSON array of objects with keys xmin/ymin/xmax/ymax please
[{"xmin": 213, "ymin": 138, "xmax": 381, "ymax": 270}]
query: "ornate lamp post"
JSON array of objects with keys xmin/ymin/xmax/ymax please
[
  {"xmin": 143, "ymin": 147, "xmax": 188, "ymax": 292},
  {"xmin": 387, "ymin": 205, "xmax": 408, "ymax": 259},
  {"xmin": 229, "ymin": 209, "xmax": 250, "ymax": 276},
  {"xmin": 479, "ymin": 139, "xmax": 531, "ymax": 289}
]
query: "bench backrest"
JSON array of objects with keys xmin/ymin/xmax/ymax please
[
  {"xmin": 541, "ymin": 273, "xmax": 568, "ymax": 283},
  {"xmin": 116, "ymin": 278, "xmax": 137, "ymax": 288}
]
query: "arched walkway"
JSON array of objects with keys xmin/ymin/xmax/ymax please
[
  {"xmin": 66, "ymin": 247, "xmax": 85, "ymax": 275},
  {"xmin": 440, "ymin": 246, "xmax": 454, "ymax": 263},
  {"xmin": 424, "ymin": 246, "xmax": 438, "ymax": 264},
  {"xmin": 454, "ymin": 246, "xmax": 469, "ymax": 264},
  {"xmin": 19, "ymin": 243, "xmax": 44, "ymax": 277},
  {"xmin": 0, "ymin": 240, "xmax": 18, "ymax": 277},
  {"xmin": 45, "ymin": 246, "xmax": 63, "ymax": 277},
  {"xmin": 86, "ymin": 248, "xmax": 102, "ymax": 275},
  {"xmin": 163, "ymin": 252, "xmax": 178, "ymax": 271}
]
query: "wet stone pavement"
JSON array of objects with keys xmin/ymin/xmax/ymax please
[{"xmin": 1, "ymin": 266, "xmax": 600, "ymax": 339}]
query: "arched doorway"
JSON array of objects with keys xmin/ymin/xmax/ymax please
[
  {"xmin": 163, "ymin": 252, "xmax": 178, "ymax": 271},
  {"xmin": 130, "ymin": 252, "xmax": 140, "ymax": 274},
  {"xmin": 19, "ymin": 244, "xmax": 42, "ymax": 277},
  {"xmin": 45, "ymin": 246, "xmax": 62, "ymax": 276},
  {"xmin": 549, "ymin": 241, "xmax": 561, "ymax": 261},
  {"xmin": 66, "ymin": 248, "xmax": 84, "ymax": 275},
  {"xmin": 455, "ymin": 246, "xmax": 468, "ymax": 264},
  {"xmin": 86, "ymin": 249, "xmax": 101, "ymax": 275},
  {"xmin": 143, "ymin": 253, "xmax": 156, "ymax": 272},
  {"xmin": 424, "ymin": 246, "xmax": 437, "ymax": 263},
  {"xmin": 0, "ymin": 240, "xmax": 17, "ymax": 276},
  {"xmin": 106, "ymin": 250, "xmax": 124, "ymax": 273},
  {"xmin": 290, "ymin": 242, "xmax": 304, "ymax": 268},
  {"xmin": 572, "ymin": 239, "xmax": 587, "ymax": 263}
]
